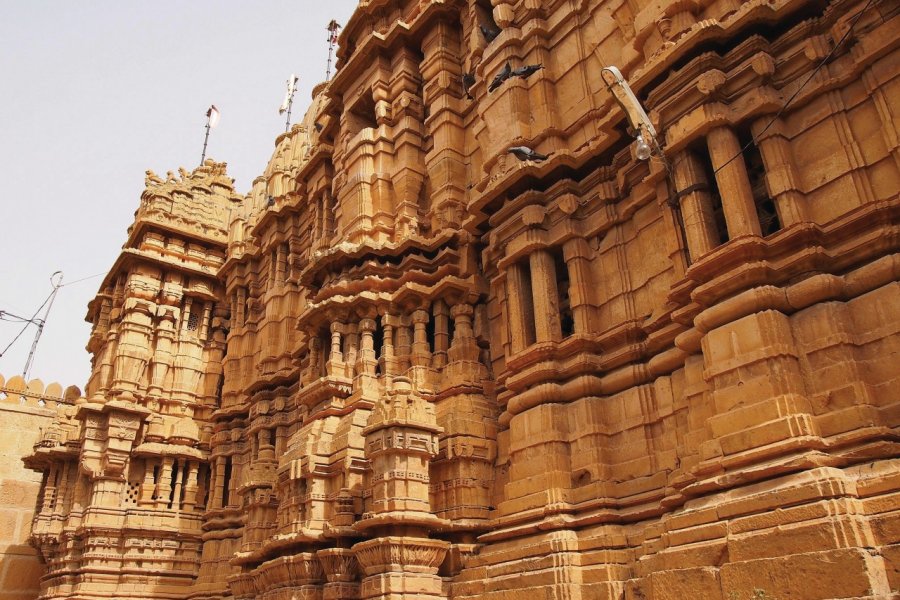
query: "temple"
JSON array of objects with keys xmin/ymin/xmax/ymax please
[{"xmin": 23, "ymin": 0, "xmax": 900, "ymax": 599}]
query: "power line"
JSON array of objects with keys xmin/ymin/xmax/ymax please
[
  {"xmin": 712, "ymin": 0, "xmax": 879, "ymax": 175},
  {"xmin": 60, "ymin": 271, "xmax": 105, "ymax": 287},
  {"xmin": 0, "ymin": 287, "xmax": 55, "ymax": 359}
]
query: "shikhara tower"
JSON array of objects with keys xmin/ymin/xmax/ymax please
[{"xmin": 25, "ymin": 1, "xmax": 900, "ymax": 599}]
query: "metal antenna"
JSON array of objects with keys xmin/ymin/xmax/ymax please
[
  {"xmin": 326, "ymin": 20, "xmax": 341, "ymax": 81},
  {"xmin": 23, "ymin": 271, "xmax": 63, "ymax": 379}
]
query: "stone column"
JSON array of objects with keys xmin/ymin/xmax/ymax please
[
  {"xmin": 707, "ymin": 126, "xmax": 762, "ymax": 238},
  {"xmin": 394, "ymin": 318, "xmax": 412, "ymax": 373},
  {"xmin": 147, "ymin": 309, "xmax": 176, "ymax": 404},
  {"xmin": 382, "ymin": 317, "xmax": 397, "ymax": 377},
  {"xmin": 411, "ymin": 309, "xmax": 432, "ymax": 367},
  {"xmin": 155, "ymin": 457, "xmax": 174, "ymax": 509},
  {"xmin": 212, "ymin": 457, "xmax": 226, "ymax": 509},
  {"xmin": 673, "ymin": 150, "xmax": 721, "ymax": 258},
  {"xmin": 183, "ymin": 460, "xmax": 199, "ymax": 510},
  {"xmin": 356, "ymin": 317, "xmax": 378, "ymax": 376},
  {"xmin": 327, "ymin": 321, "xmax": 344, "ymax": 376},
  {"xmin": 505, "ymin": 262, "xmax": 533, "ymax": 354},
  {"xmin": 431, "ymin": 300, "xmax": 450, "ymax": 368},
  {"xmin": 276, "ymin": 242, "xmax": 288, "ymax": 284},
  {"xmin": 752, "ymin": 117, "xmax": 808, "ymax": 227},
  {"xmin": 562, "ymin": 238, "xmax": 595, "ymax": 334},
  {"xmin": 344, "ymin": 324, "xmax": 359, "ymax": 377},
  {"xmin": 420, "ymin": 20, "xmax": 467, "ymax": 231},
  {"xmin": 140, "ymin": 458, "xmax": 157, "ymax": 506},
  {"xmin": 199, "ymin": 301, "xmax": 213, "ymax": 340},
  {"xmin": 170, "ymin": 460, "xmax": 185, "ymax": 510},
  {"xmin": 449, "ymin": 303, "xmax": 479, "ymax": 363},
  {"xmin": 529, "ymin": 249, "xmax": 562, "ymax": 343}
]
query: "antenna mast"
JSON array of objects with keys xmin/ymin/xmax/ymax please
[
  {"xmin": 22, "ymin": 271, "xmax": 63, "ymax": 379},
  {"xmin": 326, "ymin": 20, "xmax": 341, "ymax": 81}
]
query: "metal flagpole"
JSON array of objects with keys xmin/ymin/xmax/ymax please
[
  {"xmin": 200, "ymin": 105, "xmax": 219, "ymax": 164},
  {"xmin": 279, "ymin": 75, "xmax": 299, "ymax": 133},
  {"xmin": 23, "ymin": 271, "xmax": 63, "ymax": 379},
  {"xmin": 326, "ymin": 20, "xmax": 341, "ymax": 81}
]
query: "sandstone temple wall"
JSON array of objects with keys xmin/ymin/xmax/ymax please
[
  {"xmin": 21, "ymin": 0, "xmax": 900, "ymax": 599},
  {"xmin": 0, "ymin": 375, "xmax": 76, "ymax": 600}
]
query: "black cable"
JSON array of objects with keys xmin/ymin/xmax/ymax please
[
  {"xmin": 0, "ymin": 290, "xmax": 55, "ymax": 358},
  {"xmin": 713, "ymin": 0, "xmax": 878, "ymax": 175}
]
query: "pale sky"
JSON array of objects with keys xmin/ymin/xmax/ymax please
[{"xmin": 0, "ymin": 1, "xmax": 358, "ymax": 389}]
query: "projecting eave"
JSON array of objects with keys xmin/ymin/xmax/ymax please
[{"xmin": 84, "ymin": 247, "xmax": 223, "ymax": 323}]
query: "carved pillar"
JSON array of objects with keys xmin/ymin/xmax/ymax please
[
  {"xmin": 111, "ymin": 296, "xmax": 156, "ymax": 401},
  {"xmin": 183, "ymin": 460, "xmax": 199, "ymax": 510},
  {"xmin": 707, "ymin": 126, "xmax": 762, "ymax": 238},
  {"xmin": 411, "ymin": 309, "xmax": 432, "ymax": 367},
  {"xmin": 394, "ymin": 317, "xmax": 412, "ymax": 373},
  {"xmin": 199, "ymin": 301, "xmax": 213, "ymax": 340},
  {"xmin": 213, "ymin": 457, "xmax": 226, "ymax": 509},
  {"xmin": 449, "ymin": 303, "xmax": 479, "ymax": 363},
  {"xmin": 421, "ymin": 20, "xmax": 467, "ymax": 231},
  {"xmin": 382, "ymin": 317, "xmax": 397, "ymax": 377},
  {"xmin": 389, "ymin": 48, "xmax": 427, "ymax": 240},
  {"xmin": 171, "ymin": 459, "xmax": 185, "ymax": 509},
  {"xmin": 51, "ymin": 462, "xmax": 71, "ymax": 518},
  {"xmin": 90, "ymin": 324, "xmax": 119, "ymax": 402},
  {"xmin": 562, "ymin": 238, "xmax": 594, "ymax": 335},
  {"xmin": 328, "ymin": 321, "xmax": 345, "ymax": 375},
  {"xmin": 752, "ymin": 117, "xmax": 808, "ymax": 226},
  {"xmin": 147, "ymin": 308, "xmax": 177, "ymax": 403},
  {"xmin": 344, "ymin": 323, "xmax": 359, "ymax": 377},
  {"xmin": 673, "ymin": 150, "xmax": 721, "ymax": 258},
  {"xmin": 505, "ymin": 262, "xmax": 533, "ymax": 354},
  {"xmin": 431, "ymin": 300, "xmax": 450, "ymax": 368},
  {"xmin": 236, "ymin": 287, "xmax": 247, "ymax": 326},
  {"xmin": 275, "ymin": 242, "xmax": 288, "ymax": 284},
  {"xmin": 140, "ymin": 458, "xmax": 157, "ymax": 506},
  {"xmin": 356, "ymin": 317, "xmax": 378, "ymax": 376},
  {"xmin": 156, "ymin": 457, "xmax": 174, "ymax": 509},
  {"xmin": 529, "ymin": 249, "xmax": 562, "ymax": 343}
]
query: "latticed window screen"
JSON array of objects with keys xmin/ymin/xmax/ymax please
[{"xmin": 187, "ymin": 311, "xmax": 200, "ymax": 331}]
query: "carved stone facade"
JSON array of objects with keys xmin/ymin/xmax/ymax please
[
  {"xmin": 25, "ymin": 1, "xmax": 899, "ymax": 599},
  {"xmin": 0, "ymin": 375, "xmax": 77, "ymax": 600}
]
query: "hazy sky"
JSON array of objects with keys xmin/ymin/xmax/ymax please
[{"xmin": 0, "ymin": 1, "xmax": 358, "ymax": 388}]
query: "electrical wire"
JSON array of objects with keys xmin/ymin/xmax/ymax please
[
  {"xmin": 712, "ymin": 0, "xmax": 879, "ymax": 175},
  {"xmin": 59, "ymin": 271, "xmax": 105, "ymax": 287},
  {"xmin": 0, "ymin": 288, "xmax": 55, "ymax": 358}
]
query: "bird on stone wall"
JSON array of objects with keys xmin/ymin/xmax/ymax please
[
  {"xmin": 462, "ymin": 72, "xmax": 476, "ymax": 99},
  {"xmin": 511, "ymin": 64, "xmax": 544, "ymax": 79},
  {"xmin": 508, "ymin": 146, "xmax": 550, "ymax": 162},
  {"xmin": 489, "ymin": 62, "xmax": 512, "ymax": 92},
  {"xmin": 480, "ymin": 23, "xmax": 501, "ymax": 44}
]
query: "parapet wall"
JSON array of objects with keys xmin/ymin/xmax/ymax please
[{"xmin": 0, "ymin": 375, "xmax": 76, "ymax": 600}]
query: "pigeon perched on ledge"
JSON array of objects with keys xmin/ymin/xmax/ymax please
[
  {"xmin": 480, "ymin": 23, "xmax": 501, "ymax": 43},
  {"xmin": 462, "ymin": 72, "xmax": 476, "ymax": 100},
  {"xmin": 508, "ymin": 146, "xmax": 550, "ymax": 162},
  {"xmin": 489, "ymin": 62, "xmax": 512, "ymax": 92},
  {"xmin": 512, "ymin": 64, "xmax": 544, "ymax": 79}
]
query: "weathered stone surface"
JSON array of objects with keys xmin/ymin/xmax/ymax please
[{"xmin": 21, "ymin": 1, "xmax": 900, "ymax": 599}]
